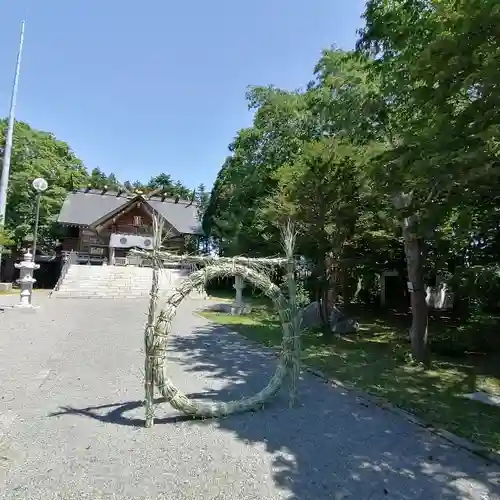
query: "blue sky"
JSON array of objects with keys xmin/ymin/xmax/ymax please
[{"xmin": 1, "ymin": 0, "xmax": 366, "ymax": 190}]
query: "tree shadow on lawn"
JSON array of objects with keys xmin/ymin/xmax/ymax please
[
  {"xmin": 352, "ymin": 305, "xmax": 500, "ymax": 378},
  {"xmin": 51, "ymin": 321, "xmax": 500, "ymax": 500},
  {"xmin": 222, "ymin": 302, "xmax": 500, "ymax": 450},
  {"xmin": 199, "ymin": 307, "xmax": 500, "ymax": 453},
  {"xmin": 341, "ymin": 307, "xmax": 500, "ymax": 442}
]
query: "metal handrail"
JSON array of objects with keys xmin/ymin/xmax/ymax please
[{"xmin": 51, "ymin": 250, "xmax": 77, "ymax": 295}]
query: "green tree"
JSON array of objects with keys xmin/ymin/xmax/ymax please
[
  {"xmin": 195, "ymin": 183, "xmax": 209, "ymax": 218},
  {"xmin": 204, "ymin": 86, "xmax": 312, "ymax": 256},
  {"xmin": 88, "ymin": 167, "xmax": 120, "ymax": 189},
  {"xmin": 0, "ymin": 227, "xmax": 14, "ymax": 255},
  {"xmin": 266, "ymin": 138, "xmax": 373, "ymax": 322},
  {"xmin": 0, "ymin": 120, "xmax": 87, "ymax": 250},
  {"xmin": 357, "ymin": 0, "xmax": 500, "ymax": 362},
  {"xmin": 202, "ymin": 0, "xmax": 500, "ymax": 360},
  {"xmin": 146, "ymin": 173, "xmax": 173, "ymax": 192}
]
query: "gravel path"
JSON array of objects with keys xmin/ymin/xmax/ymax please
[{"xmin": 0, "ymin": 296, "xmax": 499, "ymax": 499}]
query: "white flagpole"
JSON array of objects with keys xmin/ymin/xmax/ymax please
[{"xmin": 0, "ymin": 21, "xmax": 25, "ymax": 280}]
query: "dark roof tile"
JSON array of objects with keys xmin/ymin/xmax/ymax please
[
  {"xmin": 57, "ymin": 190, "xmax": 203, "ymax": 235},
  {"xmin": 147, "ymin": 199, "xmax": 202, "ymax": 235}
]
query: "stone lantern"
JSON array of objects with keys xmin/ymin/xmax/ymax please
[
  {"xmin": 231, "ymin": 275, "xmax": 252, "ymax": 315},
  {"xmin": 14, "ymin": 250, "xmax": 39, "ymax": 308}
]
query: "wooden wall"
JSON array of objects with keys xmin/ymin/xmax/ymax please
[
  {"xmin": 111, "ymin": 204, "xmax": 153, "ymax": 234},
  {"xmin": 61, "ymin": 236, "xmax": 79, "ymax": 252},
  {"xmin": 60, "ymin": 204, "xmax": 189, "ymax": 256}
]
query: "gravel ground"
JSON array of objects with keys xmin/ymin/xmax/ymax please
[{"xmin": 0, "ymin": 296, "xmax": 499, "ymax": 499}]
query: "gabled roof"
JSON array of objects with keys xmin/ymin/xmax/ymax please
[
  {"xmin": 147, "ymin": 199, "xmax": 201, "ymax": 235},
  {"xmin": 57, "ymin": 189, "xmax": 203, "ymax": 235}
]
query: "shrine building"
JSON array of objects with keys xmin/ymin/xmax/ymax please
[{"xmin": 57, "ymin": 187, "xmax": 202, "ymax": 264}]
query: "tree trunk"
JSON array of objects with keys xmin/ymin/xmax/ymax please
[
  {"xmin": 320, "ymin": 288, "xmax": 330, "ymax": 329},
  {"xmin": 341, "ymin": 268, "xmax": 352, "ymax": 308},
  {"xmin": 313, "ymin": 257, "xmax": 330, "ymax": 330},
  {"xmin": 403, "ymin": 227, "xmax": 430, "ymax": 365},
  {"xmin": 319, "ymin": 271, "xmax": 330, "ymax": 329},
  {"xmin": 352, "ymin": 276, "xmax": 363, "ymax": 304},
  {"xmin": 323, "ymin": 253, "xmax": 339, "ymax": 332}
]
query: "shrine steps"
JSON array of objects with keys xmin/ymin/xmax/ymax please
[{"xmin": 51, "ymin": 264, "xmax": 201, "ymax": 299}]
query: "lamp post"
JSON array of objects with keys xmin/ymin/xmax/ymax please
[{"xmin": 31, "ymin": 177, "xmax": 48, "ymax": 259}]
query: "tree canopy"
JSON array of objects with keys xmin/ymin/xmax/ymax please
[
  {"xmin": 3, "ymin": 0, "xmax": 499, "ymax": 362},
  {"xmin": 202, "ymin": 0, "xmax": 500, "ymax": 362},
  {"xmin": 0, "ymin": 119, "xmax": 200, "ymax": 251}
]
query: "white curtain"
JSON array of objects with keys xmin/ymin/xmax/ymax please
[{"xmin": 109, "ymin": 233, "xmax": 153, "ymax": 250}]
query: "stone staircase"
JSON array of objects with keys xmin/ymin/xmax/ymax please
[{"xmin": 51, "ymin": 264, "xmax": 203, "ymax": 299}]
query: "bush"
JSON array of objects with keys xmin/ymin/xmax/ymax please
[{"xmin": 431, "ymin": 314, "xmax": 500, "ymax": 356}]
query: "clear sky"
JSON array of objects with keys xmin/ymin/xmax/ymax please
[{"xmin": 0, "ymin": 0, "xmax": 366, "ymax": 190}]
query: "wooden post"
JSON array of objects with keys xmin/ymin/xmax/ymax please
[{"xmin": 109, "ymin": 246, "xmax": 115, "ymax": 265}]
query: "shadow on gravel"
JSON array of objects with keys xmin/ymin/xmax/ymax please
[
  {"xmin": 50, "ymin": 400, "xmax": 193, "ymax": 427},
  {"xmin": 51, "ymin": 322, "xmax": 500, "ymax": 500}
]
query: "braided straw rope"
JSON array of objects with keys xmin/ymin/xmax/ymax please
[
  {"xmin": 142, "ymin": 218, "xmax": 301, "ymax": 426},
  {"xmin": 146, "ymin": 262, "xmax": 298, "ymax": 423}
]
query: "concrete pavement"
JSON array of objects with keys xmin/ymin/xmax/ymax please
[{"xmin": 0, "ymin": 296, "xmax": 499, "ymax": 499}]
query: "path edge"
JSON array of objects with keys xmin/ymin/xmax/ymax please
[{"xmin": 195, "ymin": 310, "xmax": 500, "ymax": 467}]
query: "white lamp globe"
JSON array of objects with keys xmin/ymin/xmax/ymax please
[{"xmin": 32, "ymin": 177, "xmax": 48, "ymax": 192}]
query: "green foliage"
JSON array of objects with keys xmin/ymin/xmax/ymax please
[
  {"xmin": 202, "ymin": 1, "xmax": 500, "ymax": 353},
  {"xmin": 88, "ymin": 167, "xmax": 120, "ymax": 189},
  {"xmin": 0, "ymin": 119, "xmax": 196, "ymax": 252},
  {"xmin": 203, "ymin": 302, "xmax": 500, "ymax": 452},
  {"xmin": 195, "ymin": 183, "xmax": 210, "ymax": 221},
  {"xmin": 266, "ymin": 138, "xmax": 368, "ymax": 257},
  {"xmin": 0, "ymin": 227, "xmax": 14, "ymax": 255},
  {"xmin": 357, "ymin": 0, "xmax": 500, "ymax": 318},
  {"xmin": 203, "ymin": 87, "xmax": 312, "ymax": 256},
  {"xmin": 1, "ymin": 120, "xmax": 88, "ymax": 249}
]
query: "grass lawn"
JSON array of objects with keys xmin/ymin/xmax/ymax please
[
  {"xmin": 200, "ymin": 294, "xmax": 500, "ymax": 453},
  {"xmin": 0, "ymin": 288, "xmax": 47, "ymax": 296}
]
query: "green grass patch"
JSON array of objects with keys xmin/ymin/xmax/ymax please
[
  {"xmin": 200, "ymin": 297, "xmax": 500, "ymax": 453},
  {"xmin": 0, "ymin": 288, "xmax": 46, "ymax": 296}
]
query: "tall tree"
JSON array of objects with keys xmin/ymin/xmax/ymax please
[
  {"xmin": 266, "ymin": 137, "xmax": 374, "ymax": 323},
  {"xmin": 204, "ymin": 86, "xmax": 313, "ymax": 256},
  {"xmin": 0, "ymin": 120, "xmax": 87, "ymax": 249},
  {"xmin": 88, "ymin": 168, "xmax": 120, "ymax": 189},
  {"xmin": 195, "ymin": 183, "xmax": 210, "ymax": 218},
  {"xmin": 357, "ymin": 0, "xmax": 500, "ymax": 362}
]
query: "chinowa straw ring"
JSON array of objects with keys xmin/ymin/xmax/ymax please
[{"xmin": 142, "ymin": 221, "xmax": 301, "ymax": 427}]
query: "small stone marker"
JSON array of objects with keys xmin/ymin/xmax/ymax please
[
  {"xmin": 301, "ymin": 301, "xmax": 322, "ymax": 329},
  {"xmin": 234, "ymin": 275, "xmax": 245, "ymax": 307},
  {"xmin": 329, "ymin": 306, "xmax": 359, "ymax": 334},
  {"xmin": 231, "ymin": 275, "xmax": 251, "ymax": 315},
  {"xmin": 462, "ymin": 391, "xmax": 500, "ymax": 408},
  {"xmin": 301, "ymin": 302, "xmax": 360, "ymax": 333}
]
